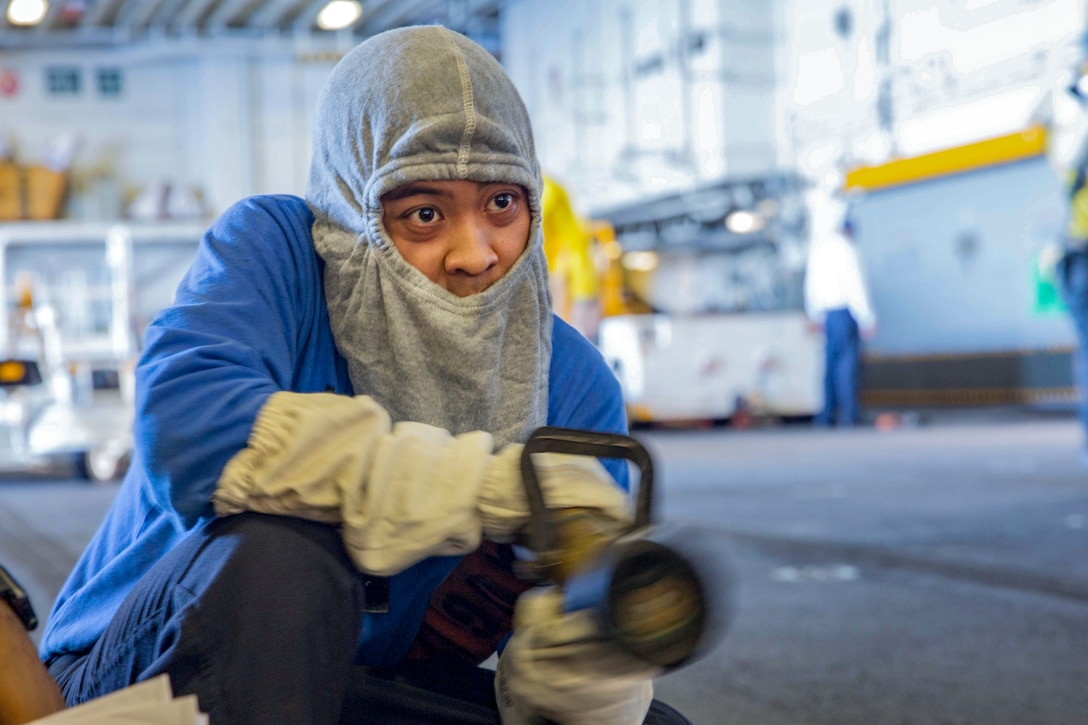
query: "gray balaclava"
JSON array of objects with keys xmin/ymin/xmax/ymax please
[{"xmin": 306, "ymin": 25, "xmax": 551, "ymax": 448}]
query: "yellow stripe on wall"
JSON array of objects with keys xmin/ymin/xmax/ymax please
[{"xmin": 844, "ymin": 125, "xmax": 1048, "ymax": 192}]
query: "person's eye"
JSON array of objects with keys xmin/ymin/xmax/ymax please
[
  {"xmin": 488, "ymin": 192, "xmax": 516, "ymax": 212},
  {"xmin": 407, "ymin": 207, "xmax": 441, "ymax": 224}
]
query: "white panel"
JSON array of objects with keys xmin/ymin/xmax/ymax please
[
  {"xmin": 190, "ymin": 56, "xmax": 253, "ymax": 215},
  {"xmin": 254, "ymin": 56, "xmax": 301, "ymax": 196},
  {"xmin": 778, "ymin": 0, "xmax": 1086, "ymax": 178},
  {"xmin": 598, "ymin": 311, "xmax": 823, "ymax": 420},
  {"xmin": 502, "ymin": 0, "xmax": 779, "ymax": 214}
]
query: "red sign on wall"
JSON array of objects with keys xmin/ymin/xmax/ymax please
[{"xmin": 0, "ymin": 69, "xmax": 19, "ymax": 98}]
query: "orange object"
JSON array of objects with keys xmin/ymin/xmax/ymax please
[
  {"xmin": 24, "ymin": 164, "xmax": 68, "ymax": 220},
  {"xmin": 589, "ymin": 221, "xmax": 631, "ymax": 318},
  {"xmin": 0, "ymin": 162, "xmax": 19, "ymax": 220},
  {"xmin": 0, "ymin": 163, "xmax": 69, "ymax": 221},
  {"xmin": 0, "ymin": 360, "xmax": 27, "ymax": 383}
]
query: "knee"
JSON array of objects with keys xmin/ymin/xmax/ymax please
[{"xmin": 191, "ymin": 513, "xmax": 363, "ymax": 624}]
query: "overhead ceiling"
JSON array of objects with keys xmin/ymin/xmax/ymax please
[{"xmin": 0, "ymin": 0, "xmax": 507, "ymax": 50}]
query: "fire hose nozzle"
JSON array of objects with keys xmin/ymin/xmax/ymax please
[{"xmin": 519, "ymin": 427, "xmax": 735, "ymax": 671}]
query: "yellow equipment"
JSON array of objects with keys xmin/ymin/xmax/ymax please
[{"xmin": 542, "ymin": 176, "xmax": 599, "ymax": 310}]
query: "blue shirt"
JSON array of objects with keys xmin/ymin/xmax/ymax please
[{"xmin": 41, "ymin": 195, "xmax": 628, "ymax": 667}]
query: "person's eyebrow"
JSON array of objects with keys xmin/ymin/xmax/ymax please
[{"xmin": 382, "ymin": 183, "xmax": 451, "ymax": 202}]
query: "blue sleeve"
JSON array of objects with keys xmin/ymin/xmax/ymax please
[
  {"xmin": 135, "ymin": 196, "xmax": 320, "ymax": 529},
  {"xmin": 547, "ymin": 316, "xmax": 631, "ymax": 489}
]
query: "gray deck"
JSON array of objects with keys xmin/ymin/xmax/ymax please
[{"xmin": 2, "ymin": 408, "xmax": 1086, "ymax": 724}]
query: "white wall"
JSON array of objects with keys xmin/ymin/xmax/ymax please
[
  {"xmin": 775, "ymin": 0, "xmax": 1087, "ymax": 356},
  {"xmin": 3, "ymin": 2, "xmax": 1082, "ymax": 225},
  {"xmin": 501, "ymin": 0, "xmax": 779, "ymax": 215},
  {"xmin": 852, "ymin": 156, "xmax": 1073, "ymax": 355},
  {"xmin": 501, "ymin": 0, "xmax": 1085, "ymax": 211},
  {"xmin": 0, "ymin": 38, "xmax": 341, "ymax": 219},
  {"xmin": 501, "ymin": 0, "xmax": 1087, "ymax": 355},
  {"xmin": 776, "ymin": 0, "xmax": 1086, "ymax": 178}
]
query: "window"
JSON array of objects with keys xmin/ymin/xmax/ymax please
[
  {"xmin": 97, "ymin": 68, "xmax": 122, "ymax": 97},
  {"xmin": 46, "ymin": 67, "xmax": 80, "ymax": 95}
]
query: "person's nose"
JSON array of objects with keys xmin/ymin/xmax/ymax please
[{"xmin": 445, "ymin": 218, "xmax": 499, "ymax": 276}]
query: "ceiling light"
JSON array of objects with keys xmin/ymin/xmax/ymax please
[
  {"xmin": 724, "ymin": 209, "xmax": 766, "ymax": 234},
  {"xmin": 7, "ymin": 0, "xmax": 48, "ymax": 25},
  {"xmin": 316, "ymin": 0, "xmax": 361, "ymax": 30},
  {"xmin": 601, "ymin": 239, "xmax": 623, "ymax": 261},
  {"xmin": 622, "ymin": 251, "xmax": 659, "ymax": 272}
]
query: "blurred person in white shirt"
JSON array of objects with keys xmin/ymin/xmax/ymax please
[{"xmin": 803, "ymin": 191, "xmax": 877, "ymax": 427}]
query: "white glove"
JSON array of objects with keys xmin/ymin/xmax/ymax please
[
  {"xmin": 214, "ymin": 392, "xmax": 632, "ymax": 576},
  {"xmin": 495, "ymin": 587, "xmax": 659, "ymax": 725},
  {"xmin": 479, "ymin": 444, "xmax": 633, "ymax": 542}
]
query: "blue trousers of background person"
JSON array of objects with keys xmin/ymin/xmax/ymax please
[
  {"xmin": 816, "ymin": 307, "xmax": 861, "ymax": 427},
  {"xmin": 1057, "ymin": 247, "xmax": 1088, "ymax": 455},
  {"xmin": 48, "ymin": 512, "xmax": 691, "ymax": 725}
]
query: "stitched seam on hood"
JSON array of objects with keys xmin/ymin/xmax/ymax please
[{"xmin": 446, "ymin": 30, "xmax": 477, "ymax": 177}]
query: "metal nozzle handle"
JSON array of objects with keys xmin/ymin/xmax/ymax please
[{"xmin": 520, "ymin": 426, "xmax": 655, "ymax": 558}]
